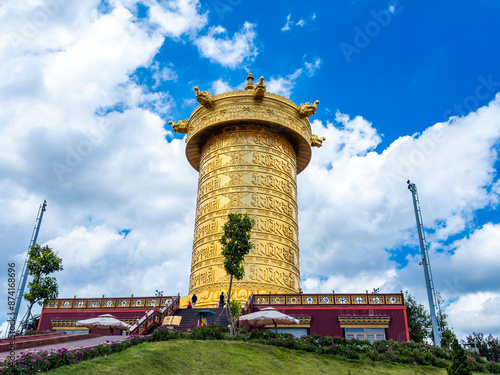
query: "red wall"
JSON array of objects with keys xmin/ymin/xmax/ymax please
[
  {"xmin": 39, "ymin": 310, "xmax": 149, "ymax": 335},
  {"xmin": 252, "ymin": 306, "xmax": 409, "ymax": 343}
]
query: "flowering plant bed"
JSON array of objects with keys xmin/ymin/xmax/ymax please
[{"xmin": 1, "ymin": 326, "xmax": 499, "ymax": 374}]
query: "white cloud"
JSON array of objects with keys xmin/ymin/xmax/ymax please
[
  {"xmin": 194, "ymin": 22, "xmax": 258, "ymax": 68},
  {"xmin": 281, "ymin": 14, "xmax": 292, "ymax": 32},
  {"xmin": 304, "ymin": 57, "xmax": 322, "ymax": 76},
  {"xmin": 210, "ymin": 78, "xmax": 233, "ymax": 94},
  {"xmin": 439, "ymin": 223, "xmax": 500, "ymax": 292},
  {"xmin": 446, "ymin": 292, "xmax": 500, "ymax": 339},
  {"xmin": 267, "ymin": 69, "xmax": 302, "ymax": 98},
  {"xmin": 266, "ymin": 58, "xmax": 322, "ymax": 97},
  {"xmin": 281, "ymin": 13, "xmax": 315, "ymax": 32},
  {"xmin": 151, "ymin": 62, "xmax": 178, "ymax": 87},
  {"xmin": 183, "ymin": 98, "xmax": 196, "ymax": 107},
  {"xmin": 146, "ymin": 0, "xmax": 208, "ymax": 38},
  {"xmin": 303, "ymin": 270, "xmax": 397, "ymax": 294}
]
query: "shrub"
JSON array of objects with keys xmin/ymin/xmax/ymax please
[
  {"xmin": 373, "ymin": 339, "xmax": 399, "ymax": 353},
  {"xmin": 396, "ymin": 353, "xmax": 415, "ymax": 364},
  {"xmin": 190, "ymin": 325, "xmax": 224, "ymax": 340},
  {"xmin": 384, "ymin": 350, "xmax": 397, "ymax": 362},
  {"xmin": 346, "ymin": 350, "xmax": 361, "ymax": 359},
  {"xmin": 367, "ymin": 351, "xmax": 383, "ymax": 361},
  {"xmin": 447, "ymin": 339, "xmax": 472, "ymax": 375},
  {"xmin": 249, "ymin": 330, "xmax": 279, "ymax": 340},
  {"xmin": 413, "ymin": 351, "xmax": 432, "ymax": 366},
  {"xmin": 431, "ymin": 357, "xmax": 448, "ymax": 368},
  {"xmin": 485, "ymin": 361, "xmax": 500, "ymax": 374},
  {"xmin": 150, "ymin": 327, "xmax": 184, "ymax": 342}
]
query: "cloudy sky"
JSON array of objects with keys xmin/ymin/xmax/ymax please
[{"xmin": 1, "ymin": 0, "xmax": 500, "ymax": 340}]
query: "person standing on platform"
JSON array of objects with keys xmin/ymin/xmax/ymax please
[
  {"xmin": 192, "ymin": 293, "xmax": 198, "ymax": 308},
  {"xmin": 218, "ymin": 292, "xmax": 225, "ymax": 308}
]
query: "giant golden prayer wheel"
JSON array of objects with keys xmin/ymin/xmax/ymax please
[{"xmin": 169, "ymin": 74, "xmax": 325, "ymax": 308}]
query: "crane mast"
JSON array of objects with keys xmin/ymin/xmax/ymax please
[
  {"xmin": 407, "ymin": 181, "xmax": 441, "ymax": 346},
  {"xmin": 7, "ymin": 200, "xmax": 47, "ymax": 337}
]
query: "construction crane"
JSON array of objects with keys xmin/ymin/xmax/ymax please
[
  {"xmin": 7, "ymin": 200, "xmax": 47, "ymax": 337},
  {"xmin": 407, "ymin": 181, "xmax": 441, "ymax": 346}
]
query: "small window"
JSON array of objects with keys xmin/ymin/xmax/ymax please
[{"xmin": 345, "ymin": 328, "xmax": 386, "ymax": 343}]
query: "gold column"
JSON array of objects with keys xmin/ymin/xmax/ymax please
[{"xmin": 169, "ymin": 74, "xmax": 324, "ymax": 308}]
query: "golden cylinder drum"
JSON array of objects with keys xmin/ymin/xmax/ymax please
[{"xmin": 189, "ymin": 125, "xmax": 301, "ymax": 307}]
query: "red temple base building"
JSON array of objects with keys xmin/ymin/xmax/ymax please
[
  {"xmin": 38, "ymin": 295, "xmax": 179, "ymax": 336},
  {"xmin": 241, "ymin": 292, "xmax": 409, "ymax": 343},
  {"xmin": 39, "ymin": 291, "xmax": 409, "ymax": 343}
]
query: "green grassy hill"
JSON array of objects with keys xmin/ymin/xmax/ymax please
[{"xmin": 49, "ymin": 340, "xmax": 457, "ymax": 375}]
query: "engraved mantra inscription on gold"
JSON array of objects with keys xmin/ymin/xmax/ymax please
[
  {"xmin": 189, "ymin": 264, "xmax": 299, "ymax": 292},
  {"xmin": 201, "ymin": 131, "xmax": 296, "ymax": 162},
  {"xmin": 196, "ymin": 193, "xmax": 297, "ymax": 222},
  {"xmin": 192, "ymin": 240, "xmax": 298, "ymax": 267},
  {"xmin": 193, "ymin": 216, "xmax": 298, "ymax": 245},
  {"xmin": 248, "ymin": 264, "xmax": 296, "ymax": 289},
  {"xmin": 189, "ymin": 127, "xmax": 301, "ymax": 302},
  {"xmin": 199, "ymin": 151, "xmax": 296, "ymax": 179},
  {"xmin": 197, "ymin": 172, "xmax": 296, "ymax": 201}
]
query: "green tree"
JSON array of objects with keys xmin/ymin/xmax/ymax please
[
  {"xmin": 22, "ymin": 244, "xmax": 63, "ymax": 332},
  {"xmin": 25, "ymin": 314, "xmax": 40, "ymax": 331},
  {"xmin": 229, "ymin": 298, "xmax": 242, "ymax": 323},
  {"xmin": 219, "ymin": 213, "xmax": 254, "ymax": 333},
  {"xmin": 404, "ymin": 290, "xmax": 431, "ymax": 343},
  {"xmin": 447, "ymin": 338, "xmax": 472, "ymax": 375},
  {"xmin": 434, "ymin": 293, "xmax": 456, "ymax": 348},
  {"xmin": 486, "ymin": 334, "xmax": 500, "ymax": 363},
  {"xmin": 465, "ymin": 332, "xmax": 488, "ymax": 357},
  {"xmin": 441, "ymin": 324, "xmax": 457, "ymax": 349},
  {"xmin": 465, "ymin": 332, "xmax": 500, "ymax": 362}
]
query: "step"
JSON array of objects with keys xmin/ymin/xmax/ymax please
[{"xmin": 173, "ymin": 308, "xmax": 230, "ymax": 331}]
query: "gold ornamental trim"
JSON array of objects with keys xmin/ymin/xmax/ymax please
[
  {"xmin": 51, "ymin": 319, "xmax": 138, "ymax": 329},
  {"xmin": 43, "ymin": 296, "xmax": 177, "ymax": 310},
  {"xmin": 263, "ymin": 316, "xmax": 311, "ymax": 328},
  {"xmin": 338, "ymin": 317, "xmax": 391, "ymax": 328}
]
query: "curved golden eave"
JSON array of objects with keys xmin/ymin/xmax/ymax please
[{"xmin": 185, "ymin": 90, "xmax": 313, "ymax": 174}]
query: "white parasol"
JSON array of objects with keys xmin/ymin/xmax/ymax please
[
  {"xmin": 75, "ymin": 314, "xmax": 130, "ymax": 333},
  {"xmin": 238, "ymin": 307, "xmax": 299, "ymax": 333}
]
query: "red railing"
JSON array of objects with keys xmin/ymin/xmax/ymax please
[{"xmin": 127, "ymin": 295, "xmax": 180, "ymax": 335}]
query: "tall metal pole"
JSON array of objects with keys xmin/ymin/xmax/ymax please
[
  {"xmin": 407, "ymin": 181, "xmax": 441, "ymax": 346},
  {"xmin": 8, "ymin": 200, "xmax": 47, "ymax": 337}
]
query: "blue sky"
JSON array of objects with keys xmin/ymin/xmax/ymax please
[{"xmin": 1, "ymin": 0, "xmax": 500, "ymax": 340}]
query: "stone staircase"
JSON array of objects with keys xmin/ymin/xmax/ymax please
[{"xmin": 173, "ymin": 307, "xmax": 230, "ymax": 331}]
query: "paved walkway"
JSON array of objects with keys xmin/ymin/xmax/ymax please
[{"xmin": 0, "ymin": 335, "xmax": 128, "ymax": 360}]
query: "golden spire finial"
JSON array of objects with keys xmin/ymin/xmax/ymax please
[{"xmin": 245, "ymin": 73, "xmax": 254, "ymax": 90}]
